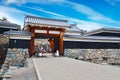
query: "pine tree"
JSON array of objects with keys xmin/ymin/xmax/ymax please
[{"xmin": 0, "ymin": 17, "xmax": 8, "ymax": 22}]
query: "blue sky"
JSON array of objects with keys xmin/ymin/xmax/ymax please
[{"xmin": 0, "ymin": 0, "xmax": 120, "ymax": 31}]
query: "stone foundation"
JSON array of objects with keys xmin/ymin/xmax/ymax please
[
  {"xmin": 64, "ymin": 49, "xmax": 120, "ymax": 65},
  {"xmin": 0, "ymin": 48, "xmax": 29, "ymax": 77},
  {"xmin": 0, "ymin": 34, "xmax": 9, "ymax": 68}
]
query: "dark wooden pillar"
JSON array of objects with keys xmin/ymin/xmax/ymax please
[
  {"xmin": 30, "ymin": 27, "xmax": 35, "ymax": 56},
  {"xmin": 48, "ymin": 39, "xmax": 55, "ymax": 53},
  {"xmin": 59, "ymin": 31, "xmax": 64, "ymax": 56}
]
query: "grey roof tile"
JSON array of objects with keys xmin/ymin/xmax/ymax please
[
  {"xmin": 84, "ymin": 28, "xmax": 120, "ymax": 36},
  {"xmin": 0, "ymin": 22, "xmax": 20, "ymax": 28},
  {"xmin": 24, "ymin": 15, "xmax": 71, "ymax": 27},
  {"xmin": 64, "ymin": 34, "xmax": 120, "ymax": 41},
  {"xmin": 3, "ymin": 31, "xmax": 31, "ymax": 36}
]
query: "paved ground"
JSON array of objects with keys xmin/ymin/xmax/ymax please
[
  {"xmin": 8, "ymin": 58, "xmax": 38, "ymax": 80},
  {"xmin": 33, "ymin": 57, "xmax": 120, "ymax": 80}
]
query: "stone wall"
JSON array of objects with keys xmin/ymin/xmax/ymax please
[
  {"xmin": 0, "ymin": 48, "xmax": 29, "ymax": 77},
  {"xmin": 0, "ymin": 34, "xmax": 9, "ymax": 68},
  {"xmin": 64, "ymin": 49, "xmax": 120, "ymax": 65}
]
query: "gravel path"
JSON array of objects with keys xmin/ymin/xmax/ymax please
[
  {"xmin": 33, "ymin": 57, "xmax": 120, "ymax": 80},
  {"xmin": 8, "ymin": 58, "xmax": 38, "ymax": 80}
]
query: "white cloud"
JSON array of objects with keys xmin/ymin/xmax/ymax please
[
  {"xmin": 5, "ymin": 0, "xmax": 120, "ymax": 24},
  {"xmin": 0, "ymin": 6, "xmax": 38, "ymax": 29},
  {"xmin": 6, "ymin": 0, "xmax": 26, "ymax": 5},
  {"xmin": 105, "ymin": 0, "xmax": 120, "ymax": 5},
  {"xmin": 24, "ymin": 6, "xmax": 63, "ymax": 17},
  {"xmin": 23, "ymin": 6, "xmax": 109, "ymax": 31},
  {"xmin": 2, "ymin": 0, "xmax": 120, "ymax": 31},
  {"xmin": 0, "ymin": 11, "xmax": 18, "ymax": 23},
  {"xmin": 5, "ymin": 0, "xmax": 65, "ymax": 5},
  {"xmin": 22, "ymin": 0, "xmax": 120, "ymax": 24},
  {"xmin": 23, "ymin": 0, "xmax": 120, "ymax": 25},
  {"xmin": 65, "ymin": 17, "xmax": 107, "ymax": 31},
  {"xmin": 0, "ymin": 6, "xmax": 23, "ymax": 14},
  {"xmin": 28, "ymin": 0, "xmax": 66, "ymax": 4},
  {"xmin": 65, "ymin": 1, "xmax": 120, "ymax": 24},
  {"xmin": 0, "ymin": 6, "xmax": 24, "ymax": 25}
]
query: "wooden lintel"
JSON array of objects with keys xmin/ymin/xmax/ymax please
[
  {"xmin": 25, "ymin": 25, "xmax": 66, "ymax": 32},
  {"xmin": 34, "ymin": 26, "xmax": 66, "ymax": 32},
  {"xmin": 35, "ymin": 33, "xmax": 59, "ymax": 37}
]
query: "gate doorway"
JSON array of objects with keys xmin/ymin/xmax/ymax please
[
  {"xmin": 34, "ymin": 38, "xmax": 60, "ymax": 57},
  {"xmin": 24, "ymin": 15, "xmax": 71, "ymax": 57},
  {"xmin": 26, "ymin": 25, "xmax": 65, "ymax": 57}
]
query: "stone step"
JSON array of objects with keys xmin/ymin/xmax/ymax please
[
  {"xmin": 0, "ymin": 69, "xmax": 15, "ymax": 78},
  {"xmin": 3, "ymin": 74, "xmax": 13, "ymax": 78},
  {"xmin": 2, "ymin": 64, "xmax": 9, "ymax": 67},
  {"xmin": 4, "ymin": 71, "xmax": 15, "ymax": 75},
  {"xmin": 9, "ymin": 66, "xmax": 17, "ymax": 70},
  {"xmin": 2, "ymin": 78, "xmax": 7, "ymax": 80}
]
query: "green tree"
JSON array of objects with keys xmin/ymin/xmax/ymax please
[{"xmin": 0, "ymin": 17, "xmax": 8, "ymax": 22}]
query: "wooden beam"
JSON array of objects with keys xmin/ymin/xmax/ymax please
[
  {"xmin": 25, "ymin": 25, "xmax": 66, "ymax": 32},
  {"xmin": 35, "ymin": 33, "xmax": 59, "ymax": 37},
  {"xmin": 30, "ymin": 27, "xmax": 35, "ymax": 56},
  {"xmin": 25, "ymin": 25, "xmax": 31, "ymax": 32},
  {"xmin": 34, "ymin": 26, "xmax": 66, "ymax": 32},
  {"xmin": 59, "ymin": 31, "xmax": 64, "ymax": 56},
  {"xmin": 48, "ymin": 39, "xmax": 55, "ymax": 53}
]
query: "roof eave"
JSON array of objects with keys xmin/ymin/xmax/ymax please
[{"xmin": 83, "ymin": 28, "xmax": 120, "ymax": 36}]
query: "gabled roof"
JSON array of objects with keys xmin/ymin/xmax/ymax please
[
  {"xmin": 3, "ymin": 31, "xmax": 31, "ymax": 36},
  {"xmin": 65, "ymin": 24, "xmax": 86, "ymax": 35},
  {"xmin": 0, "ymin": 21, "xmax": 20, "ymax": 29},
  {"xmin": 67, "ymin": 25, "xmax": 81, "ymax": 32},
  {"xmin": 64, "ymin": 34, "xmax": 120, "ymax": 43},
  {"xmin": 24, "ymin": 15, "xmax": 71, "ymax": 28},
  {"xmin": 83, "ymin": 28, "xmax": 120, "ymax": 36}
]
